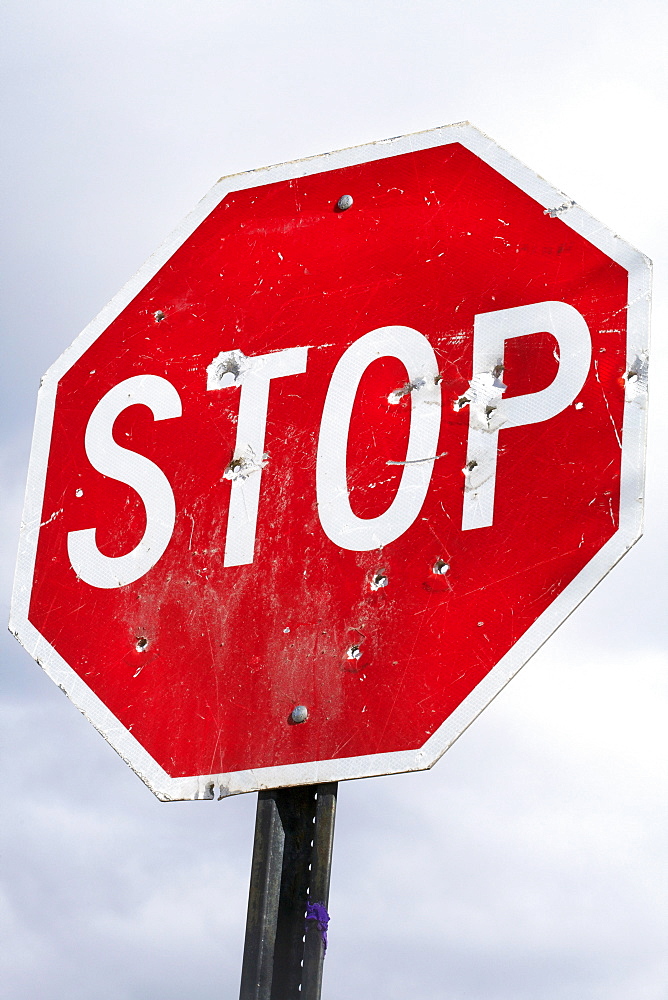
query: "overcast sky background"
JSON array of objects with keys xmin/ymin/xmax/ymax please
[{"xmin": 1, "ymin": 3, "xmax": 667, "ymax": 998}]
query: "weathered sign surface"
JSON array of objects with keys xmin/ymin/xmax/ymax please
[{"xmin": 10, "ymin": 123, "xmax": 650, "ymax": 800}]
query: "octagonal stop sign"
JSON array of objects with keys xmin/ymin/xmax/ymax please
[{"xmin": 11, "ymin": 124, "xmax": 649, "ymax": 800}]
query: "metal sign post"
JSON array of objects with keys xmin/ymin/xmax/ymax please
[{"xmin": 240, "ymin": 783, "xmax": 337, "ymax": 1000}]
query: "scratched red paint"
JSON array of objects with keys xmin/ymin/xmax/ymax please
[{"xmin": 29, "ymin": 143, "xmax": 627, "ymax": 778}]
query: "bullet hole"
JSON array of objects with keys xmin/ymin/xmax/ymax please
[
  {"xmin": 215, "ymin": 355, "xmax": 242, "ymax": 382},
  {"xmin": 370, "ymin": 572, "xmax": 388, "ymax": 591},
  {"xmin": 433, "ymin": 558, "xmax": 450, "ymax": 575},
  {"xmin": 623, "ymin": 354, "xmax": 648, "ymax": 403},
  {"xmin": 224, "ymin": 448, "xmax": 268, "ymax": 481},
  {"xmin": 347, "ymin": 645, "xmax": 363, "ymax": 660},
  {"xmin": 136, "ymin": 637, "xmax": 148, "ymax": 652},
  {"xmin": 454, "ymin": 369, "xmax": 506, "ymax": 412},
  {"xmin": 388, "ymin": 377, "xmax": 425, "ymax": 405},
  {"xmin": 75, "ymin": 488, "xmax": 83, "ymax": 497},
  {"xmin": 153, "ymin": 310, "xmax": 166, "ymax": 322},
  {"xmin": 465, "ymin": 460, "xmax": 478, "ymax": 471}
]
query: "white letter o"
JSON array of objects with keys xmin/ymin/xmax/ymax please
[{"xmin": 316, "ymin": 326, "xmax": 441, "ymax": 551}]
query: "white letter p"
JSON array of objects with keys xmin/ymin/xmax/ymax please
[{"xmin": 461, "ymin": 301, "xmax": 592, "ymax": 530}]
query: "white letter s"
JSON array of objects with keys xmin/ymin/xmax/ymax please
[{"xmin": 67, "ymin": 375, "xmax": 182, "ymax": 588}]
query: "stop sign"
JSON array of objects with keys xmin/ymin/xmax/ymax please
[{"xmin": 11, "ymin": 124, "xmax": 649, "ymax": 800}]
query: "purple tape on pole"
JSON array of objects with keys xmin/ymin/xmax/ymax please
[{"xmin": 305, "ymin": 901, "xmax": 330, "ymax": 952}]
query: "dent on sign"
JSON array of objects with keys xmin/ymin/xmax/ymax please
[{"xmin": 10, "ymin": 123, "xmax": 649, "ymax": 801}]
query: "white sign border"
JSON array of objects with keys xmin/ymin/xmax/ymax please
[{"xmin": 10, "ymin": 122, "xmax": 650, "ymax": 801}]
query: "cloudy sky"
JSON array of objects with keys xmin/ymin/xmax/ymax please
[{"xmin": 1, "ymin": 2, "xmax": 667, "ymax": 998}]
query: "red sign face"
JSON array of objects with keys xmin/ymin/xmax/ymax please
[{"xmin": 11, "ymin": 125, "xmax": 649, "ymax": 800}]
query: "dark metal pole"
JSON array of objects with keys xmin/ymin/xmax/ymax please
[
  {"xmin": 239, "ymin": 789, "xmax": 286, "ymax": 1000},
  {"xmin": 302, "ymin": 783, "xmax": 337, "ymax": 1000},
  {"xmin": 269, "ymin": 785, "xmax": 317, "ymax": 999},
  {"xmin": 239, "ymin": 783, "xmax": 338, "ymax": 1000}
]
